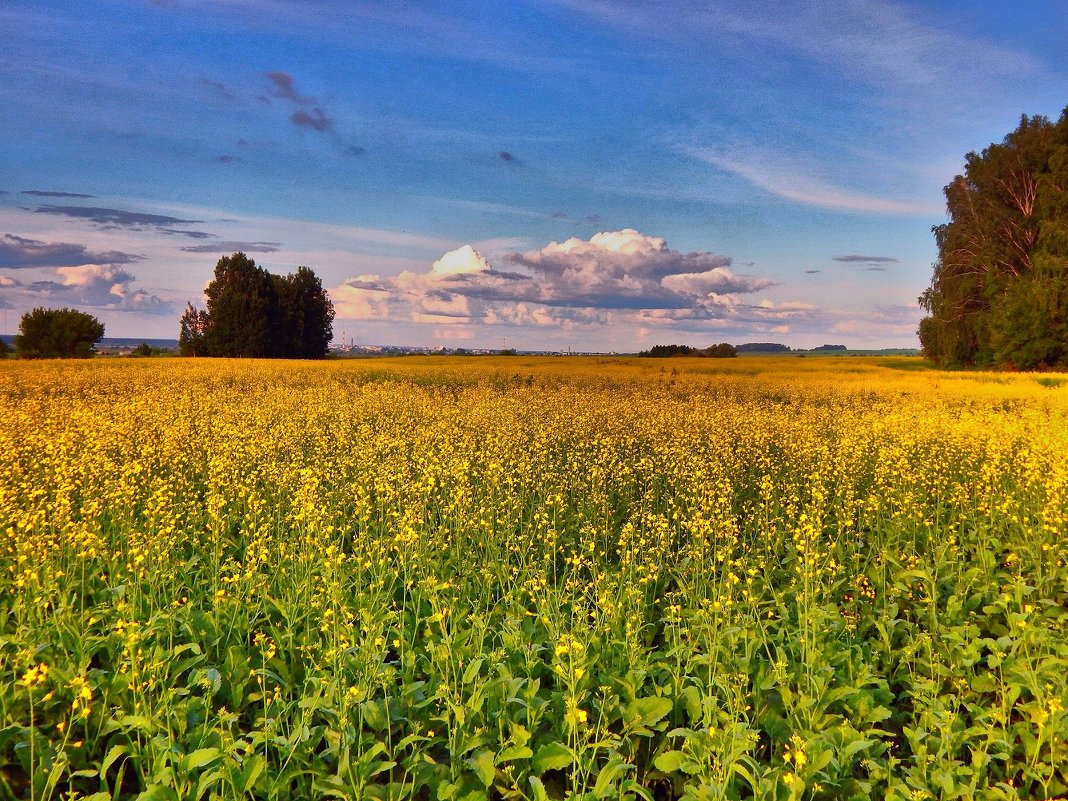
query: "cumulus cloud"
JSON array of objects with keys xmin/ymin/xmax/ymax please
[
  {"xmin": 329, "ymin": 229, "xmax": 805, "ymax": 336},
  {"xmin": 3, "ymin": 263, "xmax": 170, "ymax": 313},
  {"xmin": 58, "ymin": 265, "xmax": 168, "ymax": 310},
  {"xmin": 0, "ymin": 233, "xmax": 142, "ymax": 268}
]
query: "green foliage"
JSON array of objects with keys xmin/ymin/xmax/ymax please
[
  {"xmin": 178, "ymin": 303, "xmax": 210, "ymax": 357},
  {"xmin": 639, "ymin": 344, "xmax": 697, "ymax": 357},
  {"xmin": 920, "ymin": 107, "xmax": 1068, "ymax": 369},
  {"xmin": 706, "ymin": 342, "xmax": 737, "ymax": 358},
  {"xmin": 185, "ymin": 253, "xmax": 335, "ymax": 359},
  {"xmin": 0, "ymin": 338, "xmax": 8, "ymax": 358},
  {"xmin": 13, "ymin": 306, "xmax": 104, "ymax": 358},
  {"xmin": 640, "ymin": 343, "xmax": 737, "ymax": 358},
  {"xmin": 203, "ymin": 252, "xmax": 274, "ymax": 357}
]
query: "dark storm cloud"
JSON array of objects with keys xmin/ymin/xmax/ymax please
[
  {"xmin": 32, "ymin": 205, "xmax": 213, "ymax": 238},
  {"xmin": 0, "ymin": 233, "xmax": 142, "ymax": 268},
  {"xmin": 181, "ymin": 241, "xmax": 282, "ymax": 254},
  {"xmin": 833, "ymin": 254, "xmax": 900, "ymax": 264},
  {"xmin": 21, "ymin": 190, "xmax": 97, "ymax": 198}
]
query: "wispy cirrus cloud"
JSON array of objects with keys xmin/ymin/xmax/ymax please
[
  {"xmin": 553, "ymin": 0, "xmax": 1034, "ymax": 96},
  {"xmin": 687, "ymin": 147, "xmax": 941, "ymax": 216}
]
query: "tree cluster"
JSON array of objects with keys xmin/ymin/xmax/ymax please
[
  {"xmin": 14, "ymin": 307, "xmax": 105, "ymax": 359},
  {"xmin": 736, "ymin": 342, "xmax": 791, "ymax": 353},
  {"xmin": 919, "ymin": 108, "xmax": 1068, "ymax": 369},
  {"xmin": 638, "ymin": 343, "xmax": 737, "ymax": 358},
  {"xmin": 180, "ymin": 253, "xmax": 335, "ymax": 358}
]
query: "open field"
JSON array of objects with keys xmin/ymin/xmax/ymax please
[{"xmin": 2, "ymin": 356, "xmax": 1067, "ymax": 800}]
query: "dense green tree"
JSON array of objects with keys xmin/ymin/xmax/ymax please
[
  {"xmin": 919, "ymin": 108, "xmax": 1068, "ymax": 368},
  {"xmin": 269, "ymin": 266, "xmax": 335, "ymax": 358},
  {"xmin": 706, "ymin": 343, "xmax": 737, "ymax": 358},
  {"xmin": 182, "ymin": 253, "xmax": 334, "ymax": 359},
  {"xmin": 0, "ymin": 338, "xmax": 8, "ymax": 358},
  {"xmin": 203, "ymin": 252, "xmax": 274, "ymax": 357},
  {"xmin": 14, "ymin": 307, "xmax": 105, "ymax": 359},
  {"xmin": 178, "ymin": 303, "xmax": 210, "ymax": 357}
]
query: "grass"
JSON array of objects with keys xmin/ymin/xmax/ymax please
[{"xmin": 2, "ymin": 356, "xmax": 1067, "ymax": 800}]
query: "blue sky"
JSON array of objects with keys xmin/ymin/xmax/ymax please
[{"xmin": 2, "ymin": 0, "xmax": 1065, "ymax": 349}]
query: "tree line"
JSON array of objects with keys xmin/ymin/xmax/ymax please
[
  {"xmin": 638, "ymin": 343, "xmax": 737, "ymax": 358},
  {"xmin": 919, "ymin": 107, "xmax": 1068, "ymax": 369},
  {"xmin": 180, "ymin": 253, "xmax": 334, "ymax": 358}
]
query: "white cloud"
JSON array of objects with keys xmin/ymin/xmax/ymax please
[
  {"xmin": 328, "ymin": 229, "xmax": 808, "ymax": 341},
  {"xmin": 431, "ymin": 245, "xmax": 492, "ymax": 277}
]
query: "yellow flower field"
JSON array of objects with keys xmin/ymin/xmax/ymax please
[{"xmin": 2, "ymin": 356, "xmax": 1067, "ymax": 800}]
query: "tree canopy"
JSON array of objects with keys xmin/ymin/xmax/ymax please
[
  {"xmin": 638, "ymin": 343, "xmax": 737, "ymax": 358},
  {"xmin": 919, "ymin": 108, "xmax": 1068, "ymax": 369},
  {"xmin": 14, "ymin": 307, "xmax": 105, "ymax": 359},
  {"xmin": 180, "ymin": 253, "xmax": 335, "ymax": 358}
]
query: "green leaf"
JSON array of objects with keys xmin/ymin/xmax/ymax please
[
  {"xmin": 593, "ymin": 757, "xmax": 629, "ymax": 798},
  {"xmin": 238, "ymin": 755, "xmax": 266, "ymax": 794},
  {"xmin": 360, "ymin": 699, "xmax": 389, "ymax": 731},
  {"xmin": 627, "ymin": 696, "xmax": 673, "ymax": 729},
  {"xmin": 497, "ymin": 745, "xmax": 533, "ymax": 763},
  {"xmin": 462, "ymin": 657, "xmax": 484, "ymax": 685},
  {"xmin": 468, "ymin": 750, "xmax": 495, "ymax": 787},
  {"xmin": 135, "ymin": 785, "xmax": 178, "ymax": 801},
  {"xmin": 653, "ymin": 750, "xmax": 687, "ymax": 773},
  {"xmin": 180, "ymin": 747, "xmax": 222, "ymax": 773},
  {"xmin": 101, "ymin": 745, "xmax": 130, "ymax": 776},
  {"xmin": 532, "ymin": 742, "xmax": 573, "ymax": 773},
  {"xmin": 810, "ymin": 748, "xmax": 833, "ymax": 772},
  {"xmin": 840, "ymin": 739, "xmax": 874, "ymax": 760},
  {"xmin": 527, "ymin": 776, "xmax": 549, "ymax": 801}
]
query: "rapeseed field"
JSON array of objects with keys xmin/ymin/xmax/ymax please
[{"xmin": 2, "ymin": 356, "xmax": 1066, "ymax": 800}]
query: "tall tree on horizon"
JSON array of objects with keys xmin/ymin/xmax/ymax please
[
  {"xmin": 203, "ymin": 252, "xmax": 274, "ymax": 357},
  {"xmin": 183, "ymin": 253, "xmax": 335, "ymax": 359},
  {"xmin": 919, "ymin": 108, "xmax": 1068, "ymax": 368}
]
